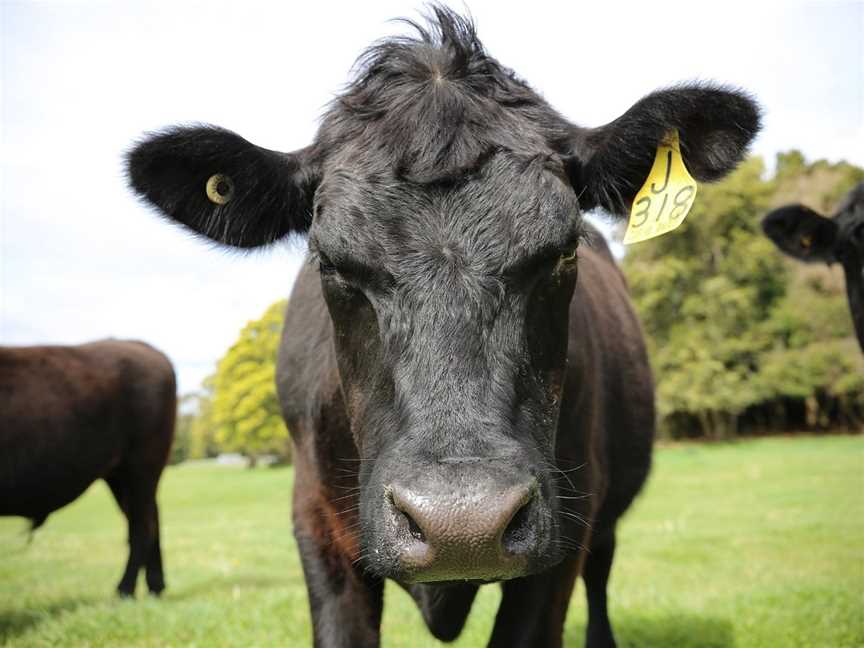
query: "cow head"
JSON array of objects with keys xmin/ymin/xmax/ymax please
[
  {"xmin": 127, "ymin": 9, "xmax": 760, "ymax": 582},
  {"xmin": 762, "ymin": 182, "xmax": 864, "ymax": 352}
]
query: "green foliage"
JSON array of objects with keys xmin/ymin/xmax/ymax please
[
  {"xmin": 773, "ymin": 151, "xmax": 864, "ymax": 211},
  {"xmin": 168, "ymin": 393, "xmax": 207, "ymax": 465},
  {"xmin": 623, "ymin": 152, "xmax": 864, "ymax": 438},
  {"xmin": 199, "ymin": 300, "xmax": 291, "ymax": 465},
  {"xmin": 169, "ymin": 414, "xmax": 193, "ymax": 465},
  {"xmin": 211, "ymin": 300, "xmax": 290, "ymax": 464},
  {"xmin": 187, "ymin": 378, "xmax": 222, "ymax": 460}
]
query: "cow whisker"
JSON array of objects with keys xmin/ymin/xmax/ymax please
[
  {"xmin": 555, "ymin": 536, "xmax": 589, "ymax": 554},
  {"xmin": 329, "ymin": 491, "xmax": 362, "ymax": 504},
  {"xmin": 558, "ymin": 510, "xmax": 592, "ymax": 529},
  {"xmin": 554, "ymin": 463, "xmax": 587, "ymax": 474}
]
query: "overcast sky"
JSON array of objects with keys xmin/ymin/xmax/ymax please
[{"xmin": 2, "ymin": 1, "xmax": 862, "ymax": 394}]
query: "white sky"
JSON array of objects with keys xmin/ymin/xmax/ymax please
[{"xmin": 2, "ymin": 1, "xmax": 862, "ymax": 394}]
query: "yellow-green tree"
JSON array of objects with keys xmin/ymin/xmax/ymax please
[{"xmin": 209, "ymin": 299, "xmax": 290, "ymax": 465}]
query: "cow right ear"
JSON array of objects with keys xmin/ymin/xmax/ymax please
[
  {"xmin": 762, "ymin": 204, "xmax": 838, "ymax": 263},
  {"xmin": 126, "ymin": 125, "xmax": 319, "ymax": 249}
]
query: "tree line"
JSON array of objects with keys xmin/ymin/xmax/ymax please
[
  {"xmin": 624, "ymin": 151, "xmax": 862, "ymax": 438},
  {"xmin": 170, "ymin": 151, "xmax": 863, "ymax": 464}
]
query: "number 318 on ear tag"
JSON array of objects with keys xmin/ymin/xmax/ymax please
[{"xmin": 623, "ymin": 129, "xmax": 697, "ymax": 245}]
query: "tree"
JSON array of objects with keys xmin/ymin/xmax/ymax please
[
  {"xmin": 623, "ymin": 152, "xmax": 863, "ymax": 438},
  {"xmin": 207, "ymin": 300, "xmax": 291, "ymax": 466},
  {"xmin": 185, "ymin": 385, "xmax": 221, "ymax": 460},
  {"xmin": 169, "ymin": 394, "xmax": 199, "ymax": 464}
]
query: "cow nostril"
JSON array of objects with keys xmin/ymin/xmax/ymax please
[
  {"xmin": 390, "ymin": 491, "xmax": 427, "ymax": 542},
  {"xmin": 502, "ymin": 499, "xmax": 534, "ymax": 555},
  {"xmin": 404, "ymin": 511, "xmax": 425, "ymax": 541}
]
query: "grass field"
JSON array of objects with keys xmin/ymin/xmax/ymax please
[{"xmin": 1, "ymin": 435, "xmax": 862, "ymax": 647}]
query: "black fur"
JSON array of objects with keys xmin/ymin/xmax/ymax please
[
  {"xmin": 762, "ymin": 204, "xmax": 839, "ymax": 263},
  {"xmin": 127, "ymin": 126, "xmax": 317, "ymax": 248},
  {"xmin": 570, "ymin": 84, "xmax": 763, "ymax": 215},
  {"xmin": 127, "ymin": 6, "xmax": 762, "ymax": 647},
  {"xmin": 318, "ymin": 6, "xmax": 573, "ymax": 184},
  {"xmin": 126, "ymin": 8, "xmax": 760, "ymax": 240},
  {"xmin": 763, "ymin": 183, "xmax": 864, "ymax": 352}
]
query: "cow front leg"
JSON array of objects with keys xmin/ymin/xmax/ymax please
[
  {"xmin": 293, "ymin": 499, "xmax": 383, "ymax": 647},
  {"xmin": 583, "ymin": 527, "xmax": 617, "ymax": 648},
  {"xmin": 487, "ymin": 555, "xmax": 581, "ymax": 648}
]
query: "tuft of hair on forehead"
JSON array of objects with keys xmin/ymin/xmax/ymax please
[
  {"xmin": 353, "ymin": 5, "xmax": 484, "ymax": 85},
  {"xmin": 317, "ymin": 4, "xmax": 573, "ymax": 185}
]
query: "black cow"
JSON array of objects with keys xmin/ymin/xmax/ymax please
[
  {"xmin": 763, "ymin": 182, "xmax": 864, "ymax": 353},
  {"xmin": 126, "ymin": 9, "xmax": 759, "ymax": 646},
  {"xmin": 0, "ymin": 340, "xmax": 176, "ymax": 597}
]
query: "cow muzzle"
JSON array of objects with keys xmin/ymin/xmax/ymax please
[{"xmin": 383, "ymin": 473, "xmax": 543, "ymax": 582}]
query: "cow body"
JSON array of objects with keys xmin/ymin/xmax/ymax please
[
  {"xmin": 278, "ymin": 228, "xmax": 654, "ymax": 646},
  {"xmin": 126, "ymin": 8, "xmax": 759, "ymax": 645},
  {"xmin": 0, "ymin": 339, "xmax": 176, "ymax": 596}
]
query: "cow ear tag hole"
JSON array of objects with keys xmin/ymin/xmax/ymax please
[
  {"xmin": 623, "ymin": 129, "xmax": 698, "ymax": 245},
  {"xmin": 206, "ymin": 174, "xmax": 235, "ymax": 205}
]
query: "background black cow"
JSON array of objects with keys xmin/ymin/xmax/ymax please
[
  {"xmin": 763, "ymin": 182, "xmax": 864, "ymax": 353},
  {"xmin": 0, "ymin": 340, "xmax": 176, "ymax": 597},
  {"xmin": 125, "ymin": 8, "xmax": 759, "ymax": 647}
]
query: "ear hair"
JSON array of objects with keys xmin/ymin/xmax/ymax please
[
  {"xmin": 567, "ymin": 84, "xmax": 761, "ymax": 217},
  {"xmin": 127, "ymin": 125, "xmax": 318, "ymax": 248},
  {"xmin": 762, "ymin": 204, "xmax": 838, "ymax": 264}
]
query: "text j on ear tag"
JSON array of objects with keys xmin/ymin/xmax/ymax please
[{"xmin": 623, "ymin": 129, "xmax": 697, "ymax": 245}]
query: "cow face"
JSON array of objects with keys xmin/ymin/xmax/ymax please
[
  {"xmin": 763, "ymin": 183, "xmax": 864, "ymax": 352},
  {"xmin": 127, "ymin": 14, "xmax": 759, "ymax": 582},
  {"xmin": 308, "ymin": 152, "xmax": 582, "ymax": 582}
]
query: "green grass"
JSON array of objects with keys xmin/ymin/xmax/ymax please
[{"xmin": 1, "ymin": 435, "xmax": 862, "ymax": 647}]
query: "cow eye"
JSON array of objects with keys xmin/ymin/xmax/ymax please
[
  {"xmin": 317, "ymin": 251, "xmax": 337, "ymax": 276},
  {"xmin": 560, "ymin": 247, "xmax": 578, "ymax": 264},
  {"xmin": 558, "ymin": 242, "xmax": 579, "ymax": 269}
]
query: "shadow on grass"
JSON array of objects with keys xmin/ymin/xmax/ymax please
[
  {"xmin": 0, "ymin": 575, "xmax": 286, "ymax": 642},
  {"xmin": 0, "ymin": 598, "xmax": 93, "ymax": 643},
  {"xmin": 566, "ymin": 612, "xmax": 735, "ymax": 648}
]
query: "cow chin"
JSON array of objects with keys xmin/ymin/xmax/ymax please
[{"xmin": 358, "ymin": 455, "xmax": 562, "ymax": 584}]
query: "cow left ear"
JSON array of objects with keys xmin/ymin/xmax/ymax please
[
  {"xmin": 127, "ymin": 125, "xmax": 319, "ymax": 248},
  {"xmin": 566, "ymin": 84, "xmax": 761, "ymax": 217},
  {"xmin": 762, "ymin": 204, "xmax": 838, "ymax": 263}
]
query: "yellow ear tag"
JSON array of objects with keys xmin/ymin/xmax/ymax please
[{"xmin": 623, "ymin": 129, "xmax": 697, "ymax": 245}]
